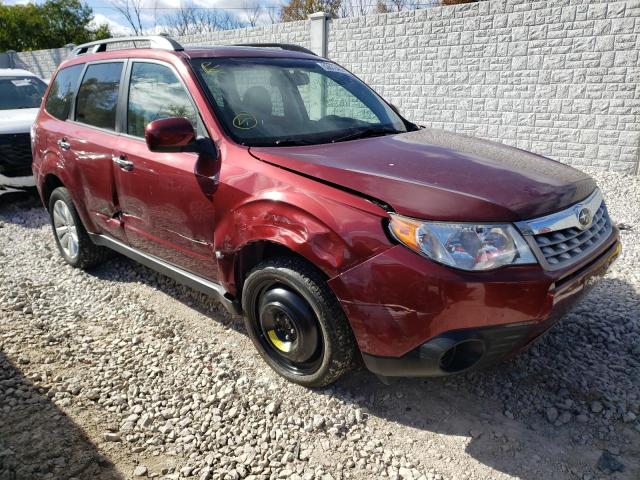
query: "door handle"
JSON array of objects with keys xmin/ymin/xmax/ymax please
[
  {"xmin": 113, "ymin": 155, "xmax": 134, "ymax": 171},
  {"xmin": 57, "ymin": 138, "xmax": 71, "ymax": 150}
]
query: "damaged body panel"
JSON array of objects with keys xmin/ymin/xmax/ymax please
[
  {"xmin": 328, "ymin": 229, "xmax": 620, "ymax": 363},
  {"xmin": 250, "ymin": 129, "xmax": 596, "ymax": 222},
  {"xmin": 213, "ymin": 147, "xmax": 392, "ymax": 295}
]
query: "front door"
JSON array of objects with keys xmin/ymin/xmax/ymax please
[{"xmin": 113, "ymin": 60, "xmax": 219, "ymax": 281}]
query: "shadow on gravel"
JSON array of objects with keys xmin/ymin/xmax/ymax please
[
  {"xmin": 0, "ymin": 353, "xmax": 123, "ymax": 480},
  {"xmin": 0, "ymin": 190, "xmax": 49, "ymax": 229}
]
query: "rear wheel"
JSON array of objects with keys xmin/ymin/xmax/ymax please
[
  {"xmin": 48, "ymin": 187, "xmax": 109, "ymax": 269},
  {"xmin": 242, "ymin": 256, "xmax": 357, "ymax": 387}
]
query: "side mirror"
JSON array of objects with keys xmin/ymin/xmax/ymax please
[{"xmin": 145, "ymin": 117, "xmax": 196, "ymax": 153}]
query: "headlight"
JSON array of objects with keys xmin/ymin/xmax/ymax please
[{"xmin": 388, "ymin": 214, "xmax": 537, "ymax": 271}]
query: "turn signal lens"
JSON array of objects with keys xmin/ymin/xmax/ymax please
[{"xmin": 387, "ymin": 215, "xmax": 421, "ymax": 251}]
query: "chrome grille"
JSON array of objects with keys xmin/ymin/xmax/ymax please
[
  {"xmin": 515, "ymin": 189, "xmax": 613, "ymax": 271},
  {"xmin": 533, "ymin": 202, "xmax": 611, "ymax": 268}
]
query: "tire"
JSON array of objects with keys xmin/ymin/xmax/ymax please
[
  {"xmin": 48, "ymin": 187, "xmax": 109, "ymax": 269},
  {"xmin": 241, "ymin": 256, "xmax": 358, "ymax": 388}
]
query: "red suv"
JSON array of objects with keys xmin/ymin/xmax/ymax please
[{"xmin": 32, "ymin": 36, "xmax": 621, "ymax": 387}]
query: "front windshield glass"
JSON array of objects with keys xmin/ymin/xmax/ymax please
[
  {"xmin": 0, "ymin": 76, "xmax": 47, "ymax": 110},
  {"xmin": 191, "ymin": 57, "xmax": 411, "ymax": 146}
]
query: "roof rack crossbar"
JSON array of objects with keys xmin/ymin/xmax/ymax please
[
  {"xmin": 233, "ymin": 43, "xmax": 317, "ymax": 56},
  {"xmin": 72, "ymin": 35, "xmax": 183, "ymax": 56}
]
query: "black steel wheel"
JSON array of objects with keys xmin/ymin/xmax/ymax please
[
  {"xmin": 256, "ymin": 285, "xmax": 323, "ymax": 375},
  {"xmin": 242, "ymin": 256, "xmax": 357, "ymax": 387}
]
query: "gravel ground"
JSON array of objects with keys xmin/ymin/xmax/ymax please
[{"xmin": 0, "ymin": 168, "xmax": 638, "ymax": 480}]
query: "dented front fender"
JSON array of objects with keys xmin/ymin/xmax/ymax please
[{"xmin": 213, "ymin": 150, "xmax": 392, "ymax": 294}]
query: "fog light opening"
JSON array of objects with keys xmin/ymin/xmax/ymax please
[{"xmin": 439, "ymin": 339, "xmax": 485, "ymax": 373}]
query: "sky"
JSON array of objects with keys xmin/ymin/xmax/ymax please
[{"xmin": 3, "ymin": 0, "xmax": 287, "ymax": 35}]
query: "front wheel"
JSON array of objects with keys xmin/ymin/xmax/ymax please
[{"xmin": 241, "ymin": 257, "xmax": 357, "ymax": 387}]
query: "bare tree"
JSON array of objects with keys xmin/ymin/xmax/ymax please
[
  {"xmin": 339, "ymin": 0, "xmax": 372, "ymax": 17},
  {"xmin": 374, "ymin": 0, "xmax": 423, "ymax": 12},
  {"xmin": 161, "ymin": 3, "xmax": 244, "ymax": 36},
  {"xmin": 161, "ymin": 5, "xmax": 194, "ymax": 36},
  {"xmin": 327, "ymin": 0, "xmax": 435, "ymax": 19},
  {"xmin": 150, "ymin": 1, "xmax": 159, "ymax": 33},
  {"xmin": 266, "ymin": 6, "xmax": 280, "ymax": 24},
  {"xmin": 218, "ymin": 11, "xmax": 244, "ymax": 30},
  {"xmin": 243, "ymin": 0, "xmax": 263, "ymax": 27},
  {"xmin": 113, "ymin": 0, "xmax": 145, "ymax": 35}
]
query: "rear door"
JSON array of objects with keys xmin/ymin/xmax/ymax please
[
  {"xmin": 67, "ymin": 61, "xmax": 127, "ymax": 241},
  {"xmin": 112, "ymin": 60, "xmax": 219, "ymax": 280},
  {"xmin": 40, "ymin": 64, "xmax": 85, "ymax": 200}
]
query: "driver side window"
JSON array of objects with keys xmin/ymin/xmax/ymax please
[{"xmin": 127, "ymin": 62, "xmax": 197, "ymax": 138}]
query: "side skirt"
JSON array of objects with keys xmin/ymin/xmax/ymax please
[{"xmin": 88, "ymin": 233, "xmax": 241, "ymax": 316}]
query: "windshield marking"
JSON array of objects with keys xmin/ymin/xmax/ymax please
[{"xmin": 233, "ymin": 112, "xmax": 258, "ymax": 129}]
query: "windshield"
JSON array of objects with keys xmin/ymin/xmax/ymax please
[
  {"xmin": 191, "ymin": 57, "xmax": 412, "ymax": 146},
  {"xmin": 0, "ymin": 76, "xmax": 47, "ymax": 110}
]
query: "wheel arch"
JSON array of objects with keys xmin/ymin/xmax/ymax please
[
  {"xmin": 232, "ymin": 240, "xmax": 326, "ymax": 299},
  {"xmin": 214, "ymin": 196, "xmax": 365, "ymax": 297},
  {"xmin": 37, "ymin": 156, "xmax": 97, "ymax": 233},
  {"xmin": 41, "ymin": 173, "xmax": 65, "ymax": 209}
]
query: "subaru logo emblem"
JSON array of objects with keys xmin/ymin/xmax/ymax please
[{"xmin": 577, "ymin": 207, "xmax": 591, "ymax": 229}]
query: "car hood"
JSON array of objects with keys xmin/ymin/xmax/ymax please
[
  {"xmin": 0, "ymin": 108, "xmax": 38, "ymax": 134},
  {"xmin": 249, "ymin": 129, "xmax": 596, "ymax": 222}
]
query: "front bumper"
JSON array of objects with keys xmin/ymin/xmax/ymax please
[
  {"xmin": 329, "ymin": 229, "xmax": 620, "ymax": 377},
  {"xmin": 361, "ymin": 321, "xmax": 534, "ymax": 377},
  {"xmin": 0, "ymin": 172, "xmax": 35, "ymax": 187},
  {"xmin": 0, "ymin": 173, "xmax": 35, "ymax": 193}
]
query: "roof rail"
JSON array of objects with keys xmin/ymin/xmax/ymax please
[
  {"xmin": 233, "ymin": 43, "xmax": 317, "ymax": 56},
  {"xmin": 72, "ymin": 35, "xmax": 183, "ymax": 56}
]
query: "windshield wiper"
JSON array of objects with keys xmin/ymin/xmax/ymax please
[
  {"xmin": 247, "ymin": 128, "xmax": 400, "ymax": 147},
  {"xmin": 272, "ymin": 138, "xmax": 316, "ymax": 147},
  {"xmin": 331, "ymin": 127, "xmax": 401, "ymax": 143}
]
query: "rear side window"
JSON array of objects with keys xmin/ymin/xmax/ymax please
[
  {"xmin": 44, "ymin": 65, "xmax": 83, "ymax": 120},
  {"xmin": 127, "ymin": 62, "xmax": 197, "ymax": 138},
  {"xmin": 75, "ymin": 62, "xmax": 123, "ymax": 130}
]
